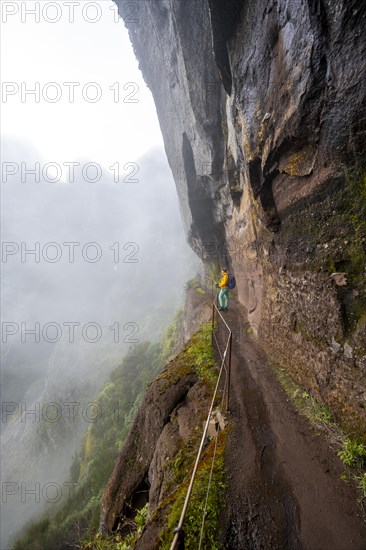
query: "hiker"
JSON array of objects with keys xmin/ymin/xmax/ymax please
[{"xmin": 216, "ymin": 267, "xmax": 229, "ymax": 311}]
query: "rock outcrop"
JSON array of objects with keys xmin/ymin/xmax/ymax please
[
  {"xmin": 115, "ymin": 0, "xmax": 366, "ymax": 435},
  {"xmin": 100, "ymin": 288, "xmax": 213, "ymax": 534},
  {"xmin": 100, "ymin": 357, "xmax": 200, "ymax": 532}
]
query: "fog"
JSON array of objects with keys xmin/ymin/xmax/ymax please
[
  {"xmin": 0, "ymin": 4, "xmax": 203, "ymax": 545},
  {"xmin": 0, "ymin": 139, "xmax": 199, "ymax": 547}
]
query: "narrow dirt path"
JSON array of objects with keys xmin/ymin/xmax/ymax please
[{"xmin": 219, "ymin": 300, "xmax": 366, "ymax": 550}]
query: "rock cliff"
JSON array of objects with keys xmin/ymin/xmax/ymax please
[{"xmin": 115, "ymin": 0, "xmax": 366, "ymax": 435}]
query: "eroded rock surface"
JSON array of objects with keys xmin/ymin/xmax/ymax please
[
  {"xmin": 100, "ymin": 351, "xmax": 209, "ymax": 532},
  {"xmin": 115, "ymin": 0, "xmax": 366, "ymax": 434}
]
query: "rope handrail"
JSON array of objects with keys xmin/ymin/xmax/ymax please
[
  {"xmin": 198, "ymin": 430, "xmax": 220, "ymax": 550},
  {"xmin": 170, "ymin": 294, "xmax": 232, "ymax": 550},
  {"xmin": 213, "ymin": 295, "xmax": 231, "ymax": 332}
]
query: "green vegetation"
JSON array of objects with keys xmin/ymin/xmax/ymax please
[
  {"xmin": 14, "ymin": 309, "xmax": 226, "ymax": 550},
  {"xmin": 276, "ymin": 368, "xmax": 335, "ymax": 429},
  {"xmin": 81, "ymin": 323, "xmax": 224, "ymax": 550},
  {"xmin": 344, "ymin": 165, "xmax": 366, "ymax": 249},
  {"xmin": 292, "ymin": 388, "xmax": 333, "ymax": 426},
  {"xmin": 13, "ymin": 342, "xmax": 163, "ymax": 550},
  {"xmin": 338, "ymin": 439, "xmax": 366, "ymax": 469},
  {"xmin": 187, "ymin": 323, "xmax": 218, "ymax": 388},
  {"xmin": 158, "ymin": 431, "xmax": 227, "ymax": 550},
  {"xmin": 336, "ymin": 165, "xmax": 366, "ymax": 332},
  {"xmin": 155, "ymin": 325, "xmax": 225, "ymax": 549},
  {"xmin": 81, "ymin": 504, "xmax": 148, "ymax": 550},
  {"xmin": 156, "ymin": 323, "xmax": 217, "ymax": 391},
  {"xmin": 338, "ymin": 438, "xmax": 366, "ymax": 501},
  {"xmin": 359, "ymin": 473, "xmax": 366, "ymax": 497}
]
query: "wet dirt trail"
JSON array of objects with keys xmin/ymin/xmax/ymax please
[{"xmin": 218, "ymin": 300, "xmax": 366, "ymax": 550}]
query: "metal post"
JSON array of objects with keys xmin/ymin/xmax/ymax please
[{"xmin": 211, "ymin": 303, "xmax": 215, "ymax": 346}]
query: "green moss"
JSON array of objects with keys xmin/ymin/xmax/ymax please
[
  {"xmin": 161, "ymin": 433, "xmax": 203, "ymax": 499},
  {"xmin": 187, "ymin": 324, "xmax": 218, "ymax": 389},
  {"xmin": 158, "ymin": 431, "xmax": 227, "ymax": 550},
  {"xmin": 326, "ymin": 166, "xmax": 366, "ymax": 294},
  {"xmin": 156, "ymin": 324, "xmax": 218, "ymax": 396},
  {"xmin": 155, "ymin": 351, "xmax": 195, "ymax": 393},
  {"xmin": 323, "ymin": 256, "xmax": 337, "ymax": 273}
]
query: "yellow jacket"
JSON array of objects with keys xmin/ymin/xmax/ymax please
[{"xmin": 218, "ymin": 273, "xmax": 229, "ymax": 289}]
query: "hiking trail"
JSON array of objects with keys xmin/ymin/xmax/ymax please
[{"xmin": 219, "ymin": 300, "xmax": 366, "ymax": 549}]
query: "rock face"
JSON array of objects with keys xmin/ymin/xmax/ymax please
[
  {"xmin": 100, "ymin": 360, "xmax": 200, "ymax": 532},
  {"xmin": 114, "ymin": 0, "xmax": 366, "ymax": 431}
]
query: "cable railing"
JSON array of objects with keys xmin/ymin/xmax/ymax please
[
  {"xmin": 212, "ymin": 297, "xmax": 232, "ymax": 412},
  {"xmin": 170, "ymin": 294, "xmax": 232, "ymax": 550}
]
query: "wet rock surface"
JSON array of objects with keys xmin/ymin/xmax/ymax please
[
  {"xmin": 115, "ymin": 0, "xmax": 366, "ymax": 436},
  {"xmin": 100, "ymin": 361, "xmax": 198, "ymax": 532}
]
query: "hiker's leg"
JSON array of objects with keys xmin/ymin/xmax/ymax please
[
  {"xmin": 218, "ymin": 289, "xmax": 225, "ymax": 308},
  {"xmin": 223, "ymin": 289, "xmax": 229, "ymax": 309}
]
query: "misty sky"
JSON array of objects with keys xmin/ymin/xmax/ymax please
[
  {"xmin": 0, "ymin": 3, "xmax": 200, "ymax": 547},
  {"xmin": 0, "ymin": 0, "xmax": 197, "ymax": 408},
  {"xmin": 1, "ymin": 0, "xmax": 163, "ymax": 167}
]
